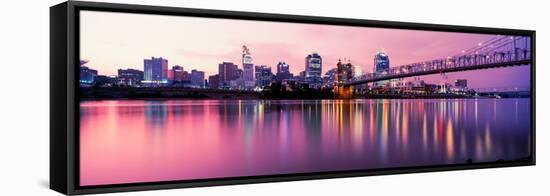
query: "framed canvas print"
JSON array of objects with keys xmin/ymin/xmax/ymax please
[{"xmin": 50, "ymin": 1, "xmax": 535, "ymax": 195}]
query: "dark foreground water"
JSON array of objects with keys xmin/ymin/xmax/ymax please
[{"xmin": 80, "ymin": 99, "xmax": 531, "ymax": 186}]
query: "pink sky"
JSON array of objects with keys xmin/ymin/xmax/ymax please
[{"xmin": 80, "ymin": 11, "xmax": 531, "ymax": 89}]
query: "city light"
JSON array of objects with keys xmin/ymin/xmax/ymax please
[{"xmin": 80, "ymin": 35, "xmax": 531, "ymax": 99}]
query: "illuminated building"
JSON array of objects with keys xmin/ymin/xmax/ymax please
[
  {"xmin": 79, "ymin": 66, "xmax": 97, "ymax": 86},
  {"xmin": 242, "ymin": 45, "xmax": 254, "ymax": 82},
  {"xmin": 373, "ymin": 49, "xmax": 390, "ymax": 87},
  {"xmin": 305, "ymin": 52, "xmax": 322, "ymax": 87},
  {"xmin": 143, "ymin": 57, "xmax": 168, "ymax": 85},
  {"xmin": 374, "ymin": 49, "xmax": 390, "ymax": 74},
  {"xmin": 171, "ymin": 65, "xmax": 185, "ymax": 82},
  {"xmin": 352, "ymin": 65, "xmax": 364, "ymax": 79},
  {"xmin": 218, "ymin": 62, "xmax": 238, "ymax": 88},
  {"xmin": 117, "ymin": 68, "xmax": 143, "ymax": 87},
  {"xmin": 208, "ymin": 74, "xmax": 220, "ymax": 89},
  {"xmin": 255, "ymin": 65, "xmax": 273, "ymax": 88},
  {"xmin": 453, "ymin": 79, "xmax": 468, "ymax": 93},
  {"xmin": 455, "ymin": 79, "xmax": 467, "ymax": 89},
  {"xmin": 190, "ymin": 69, "xmax": 205, "ymax": 88},
  {"xmin": 275, "ymin": 61, "xmax": 293, "ymax": 81}
]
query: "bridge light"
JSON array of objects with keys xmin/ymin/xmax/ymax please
[{"xmin": 478, "ymin": 43, "xmax": 483, "ymax": 46}]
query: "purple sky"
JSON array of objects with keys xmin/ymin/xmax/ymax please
[{"xmin": 80, "ymin": 11, "xmax": 531, "ymax": 89}]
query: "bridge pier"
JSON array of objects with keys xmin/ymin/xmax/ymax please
[{"xmin": 334, "ymin": 84, "xmax": 353, "ymax": 99}]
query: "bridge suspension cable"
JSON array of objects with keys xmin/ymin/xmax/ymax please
[{"xmin": 345, "ymin": 35, "xmax": 531, "ymax": 86}]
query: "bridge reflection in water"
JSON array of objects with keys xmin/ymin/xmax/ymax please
[{"xmin": 79, "ymin": 99, "xmax": 531, "ymax": 186}]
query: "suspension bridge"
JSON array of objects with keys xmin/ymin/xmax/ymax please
[{"xmin": 344, "ymin": 35, "xmax": 531, "ymax": 87}]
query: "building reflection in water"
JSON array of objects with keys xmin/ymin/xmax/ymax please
[{"xmin": 79, "ymin": 99, "xmax": 532, "ymax": 186}]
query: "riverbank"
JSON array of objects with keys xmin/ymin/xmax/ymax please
[{"xmin": 80, "ymin": 87, "xmax": 530, "ymax": 100}]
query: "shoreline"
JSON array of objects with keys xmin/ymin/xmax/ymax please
[
  {"xmin": 79, "ymin": 96, "xmax": 531, "ymax": 101},
  {"xmin": 79, "ymin": 87, "xmax": 530, "ymax": 101}
]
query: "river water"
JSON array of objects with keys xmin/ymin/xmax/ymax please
[{"xmin": 79, "ymin": 98, "xmax": 531, "ymax": 186}]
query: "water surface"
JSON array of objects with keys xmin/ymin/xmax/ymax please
[{"xmin": 80, "ymin": 99, "xmax": 531, "ymax": 186}]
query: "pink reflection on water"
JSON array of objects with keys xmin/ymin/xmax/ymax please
[{"xmin": 80, "ymin": 99, "xmax": 531, "ymax": 186}]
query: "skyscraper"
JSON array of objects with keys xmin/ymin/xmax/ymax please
[
  {"xmin": 143, "ymin": 57, "xmax": 168, "ymax": 84},
  {"xmin": 299, "ymin": 71, "xmax": 306, "ymax": 82},
  {"xmin": 172, "ymin": 65, "xmax": 185, "ymax": 82},
  {"xmin": 242, "ymin": 45, "xmax": 254, "ymax": 81},
  {"xmin": 305, "ymin": 53, "xmax": 322, "ymax": 86},
  {"xmin": 218, "ymin": 62, "xmax": 238, "ymax": 88},
  {"xmin": 277, "ymin": 61, "xmax": 290, "ymax": 74},
  {"xmin": 255, "ymin": 66, "xmax": 262, "ymax": 85},
  {"xmin": 275, "ymin": 61, "xmax": 292, "ymax": 81},
  {"xmin": 352, "ymin": 65, "xmax": 364, "ymax": 79},
  {"xmin": 373, "ymin": 49, "xmax": 390, "ymax": 87},
  {"xmin": 255, "ymin": 65, "xmax": 273, "ymax": 88},
  {"xmin": 208, "ymin": 74, "xmax": 220, "ymax": 89},
  {"xmin": 324, "ymin": 68, "xmax": 338, "ymax": 84},
  {"xmin": 190, "ymin": 69, "xmax": 205, "ymax": 88},
  {"xmin": 374, "ymin": 49, "xmax": 390, "ymax": 74},
  {"xmin": 241, "ymin": 45, "xmax": 256, "ymax": 90}
]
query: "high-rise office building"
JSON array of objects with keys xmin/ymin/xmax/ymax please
[
  {"xmin": 242, "ymin": 46, "xmax": 256, "ymax": 90},
  {"xmin": 172, "ymin": 65, "xmax": 185, "ymax": 82},
  {"xmin": 255, "ymin": 65, "xmax": 273, "ymax": 88},
  {"xmin": 242, "ymin": 45, "xmax": 254, "ymax": 81},
  {"xmin": 255, "ymin": 66, "xmax": 262, "ymax": 85},
  {"xmin": 299, "ymin": 71, "xmax": 306, "ymax": 82},
  {"xmin": 305, "ymin": 53, "xmax": 322, "ymax": 86},
  {"xmin": 374, "ymin": 49, "xmax": 390, "ymax": 74},
  {"xmin": 243, "ymin": 63, "xmax": 254, "ymax": 80},
  {"xmin": 143, "ymin": 57, "xmax": 168, "ymax": 84},
  {"xmin": 277, "ymin": 61, "xmax": 290, "ymax": 74},
  {"xmin": 352, "ymin": 65, "xmax": 364, "ymax": 79},
  {"xmin": 218, "ymin": 62, "xmax": 238, "ymax": 88},
  {"xmin": 373, "ymin": 50, "xmax": 390, "ymax": 87},
  {"xmin": 191, "ymin": 69, "xmax": 205, "ymax": 88},
  {"xmin": 275, "ymin": 61, "xmax": 292, "ymax": 81},
  {"xmin": 208, "ymin": 74, "xmax": 220, "ymax": 89},
  {"xmin": 324, "ymin": 68, "xmax": 338, "ymax": 84}
]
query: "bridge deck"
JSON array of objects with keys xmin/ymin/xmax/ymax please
[{"xmin": 345, "ymin": 59, "xmax": 531, "ymax": 86}]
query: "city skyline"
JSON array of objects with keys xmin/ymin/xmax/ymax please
[
  {"xmin": 75, "ymin": 8, "xmax": 533, "ymax": 188},
  {"xmin": 80, "ymin": 10, "xmax": 530, "ymax": 89}
]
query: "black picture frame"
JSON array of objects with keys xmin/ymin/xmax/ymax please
[{"xmin": 50, "ymin": 1, "xmax": 536, "ymax": 195}]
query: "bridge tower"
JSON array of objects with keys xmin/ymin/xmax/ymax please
[{"xmin": 334, "ymin": 58, "xmax": 354, "ymax": 98}]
